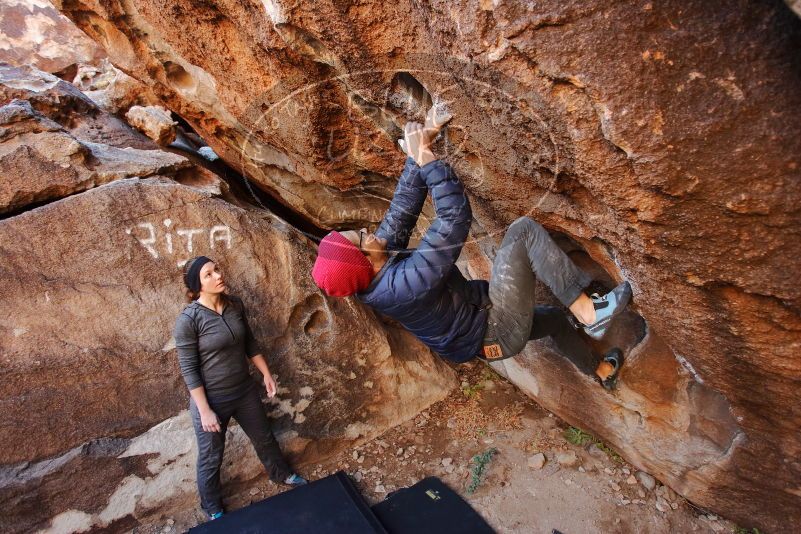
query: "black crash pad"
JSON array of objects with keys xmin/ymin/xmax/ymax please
[
  {"xmin": 371, "ymin": 476, "xmax": 495, "ymax": 534},
  {"xmin": 189, "ymin": 471, "xmax": 387, "ymax": 534}
]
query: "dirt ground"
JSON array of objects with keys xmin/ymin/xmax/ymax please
[{"xmin": 138, "ymin": 361, "xmax": 740, "ymax": 534}]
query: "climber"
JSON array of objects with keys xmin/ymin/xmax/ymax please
[
  {"xmin": 174, "ymin": 256, "xmax": 308, "ymax": 521},
  {"xmin": 310, "ymin": 106, "xmax": 631, "ymax": 388}
]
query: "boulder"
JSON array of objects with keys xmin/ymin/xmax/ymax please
[
  {"xmin": 0, "ymin": 63, "xmax": 156, "ymax": 150},
  {"xmin": 73, "ymin": 58, "xmax": 161, "ymax": 115},
  {"xmin": 0, "ymin": 177, "xmax": 455, "ymax": 532},
  {"xmin": 0, "ymin": 65, "xmax": 225, "ymax": 215},
  {"xmin": 125, "ymin": 105, "xmax": 178, "ymax": 145},
  {"xmin": 0, "ymin": 0, "xmax": 104, "ymax": 74},
  {"xmin": 38, "ymin": 0, "xmax": 801, "ymax": 529},
  {"xmin": 0, "ymin": 98, "xmax": 189, "ymax": 214}
]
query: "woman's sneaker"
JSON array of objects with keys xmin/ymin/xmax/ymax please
[
  {"xmin": 284, "ymin": 473, "xmax": 308, "ymax": 486},
  {"xmin": 583, "ymin": 281, "xmax": 632, "ymax": 340}
]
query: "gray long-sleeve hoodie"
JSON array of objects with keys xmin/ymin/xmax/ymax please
[{"xmin": 174, "ymin": 294, "xmax": 261, "ymax": 401}]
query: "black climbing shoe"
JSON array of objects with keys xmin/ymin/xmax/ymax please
[
  {"xmin": 583, "ymin": 281, "xmax": 633, "ymax": 340},
  {"xmin": 600, "ymin": 348, "xmax": 624, "ymax": 390}
]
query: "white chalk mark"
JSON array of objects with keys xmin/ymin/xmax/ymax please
[
  {"xmin": 163, "ymin": 219, "xmax": 172, "ymax": 227},
  {"xmin": 209, "ymin": 225, "xmax": 232, "ymax": 250},
  {"xmin": 177, "ymin": 259, "xmax": 188, "ymax": 268},
  {"xmin": 674, "ymin": 351, "xmax": 705, "ymax": 384},
  {"xmin": 177, "ymin": 229, "xmax": 203, "ymax": 253},
  {"xmin": 135, "ymin": 222, "xmax": 159, "ymax": 258},
  {"xmin": 261, "ymin": 0, "xmax": 286, "ymax": 24},
  {"xmin": 165, "ymin": 233, "xmax": 173, "ymax": 254}
]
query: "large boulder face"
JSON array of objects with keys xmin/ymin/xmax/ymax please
[
  {"xmin": 0, "ymin": 176, "xmax": 456, "ymax": 532},
  {"xmin": 0, "ymin": 0, "xmax": 104, "ymax": 74},
  {"xmin": 54, "ymin": 0, "xmax": 801, "ymax": 530}
]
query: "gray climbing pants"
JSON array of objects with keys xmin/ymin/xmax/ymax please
[
  {"xmin": 484, "ymin": 217, "xmax": 597, "ymax": 375},
  {"xmin": 190, "ymin": 385, "xmax": 291, "ymax": 515}
]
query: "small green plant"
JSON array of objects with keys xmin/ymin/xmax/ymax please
[
  {"xmin": 563, "ymin": 426, "xmax": 623, "ymax": 463},
  {"xmin": 466, "ymin": 447, "xmax": 498, "ymax": 495},
  {"xmin": 462, "ymin": 368, "xmax": 500, "ymax": 398},
  {"xmin": 480, "ymin": 367, "xmax": 497, "ymax": 382},
  {"xmin": 564, "ymin": 427, "xmax": 594, "ymax": 446},
  {"xmin": 461, "ymin": 381, "xmax": 484, "ymax": 398},
  {"xmin": 733, "ymin": 528, "xmax": 761, "ymax": 534}
]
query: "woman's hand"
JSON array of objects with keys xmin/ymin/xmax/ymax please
[
  {"xmin": 264, "ymin": 373, "xmax": 277, "ymax": 398},
  {"xmin": 200, "ymin": 408, "xmax": 221, "ymax": 433}
]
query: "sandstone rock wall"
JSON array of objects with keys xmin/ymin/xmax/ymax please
[
  {"xmin": 0, "ymin": 67, "xmax": 456, "ymax": 533},
  {"xmin": 0, "ymin": 0, "xmax": 104, "ymax": 74},
  {"xmin": 52, "ymin": 1, "xmax": 801, "ymax": 530}
]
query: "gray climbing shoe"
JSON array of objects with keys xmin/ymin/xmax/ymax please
[{"xmin": 583, "ymin": 281, "xmax": 632, "ymax": 340}]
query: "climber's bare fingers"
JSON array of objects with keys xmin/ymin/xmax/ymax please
[{"xmin": 424, "ymin": 104, "xmax": 452, "ymax": 137}]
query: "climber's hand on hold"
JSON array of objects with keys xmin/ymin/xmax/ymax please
[
  {"xmin": 423, "ymin": 103, "xmax": 452, "ymax": 144},
  {"xmin": 399, "ymin": 104, "xmax": 451, "ymax": 165},
  {"xmin": 398, "ymin": 138, "xmax": 410, "ymax": 157},
  {"xmin": 200, "ymin": 408, "xmax": 222, "ymax": 433},
  {"xmin": 404, "ymin": 121, "xmax": 438, "ymax": 167}
]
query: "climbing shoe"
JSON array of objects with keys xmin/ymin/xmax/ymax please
[
  {"xmin": 600, "ymin": 348, "xmax": 624, "ymax": 390},
  {"xmin": 583, "ymin": 281, "xmax": 632, "ymax": 340},
  {"xmin": 209, "ymin": 511, "xmax": 224, "ymax": 521},
  {"xmin": 284, "ymin": 473, "xmax": 308, "ymax": 486}
]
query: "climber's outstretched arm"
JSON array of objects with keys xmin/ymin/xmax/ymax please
[
  {"xmin": 374, "ymin": 106, "xmax": 452, "ymax": 251},
  {"xmin": 374, "ymin": 157, "xmax": 426, "ymax": 251}
]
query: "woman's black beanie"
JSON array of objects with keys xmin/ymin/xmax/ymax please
[{"xmin": 184, "ymin": 256, "xmax": 213, "ymax": 294}]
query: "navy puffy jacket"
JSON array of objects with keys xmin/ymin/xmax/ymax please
[{"xmin": 357, "ymin": 157, "xmax": 489, "ymax": 363}]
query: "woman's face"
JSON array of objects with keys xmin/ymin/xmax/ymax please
[{"xmin": 199, "ymin": 262, "xmax": 226, "ymax": 295}]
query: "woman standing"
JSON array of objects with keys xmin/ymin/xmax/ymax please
[{"xmin": 174, "ymin": 256, "xmax": 306, "ymax": 521}]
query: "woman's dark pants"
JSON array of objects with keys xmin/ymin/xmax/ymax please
[
  {"xmin": 189, "ymin": 386, "xmax": 291, "ymax": 515},
  {"xmin": 485, "ymin": 217, "xmax": 599, "ymax": 376}
]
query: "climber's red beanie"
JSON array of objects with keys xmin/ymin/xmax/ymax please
[{"xmin": 312, "ymin": 231, "xmax": 373, "ymax": 297}]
